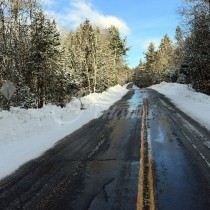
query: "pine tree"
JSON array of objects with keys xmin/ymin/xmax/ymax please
[
  {"xmin": 0, "ymin": 6, "xmax": 130, "ymax": 110},
  {"xmin": 29, "ymin": 10, "xmax": 61, "ymax": 108},
  {"xmin": 133, "ymin": 60, "xmax": 146, "ymax": 87},
  {"xmin": 174, "ymin": 26, "xmax": 185, "ymax": 83},
  {"xmin": 188, "ymin": 13, "xmax": 210, "ymax": 93},
  {"xmin": 0, "ymin": 0, "xmax": 38, "ymax": 108},
  {"xmin": 144, "ymin": 42, "xmax": 157, "ymax": 85},
  {"xmin": 175, "ymin": 26, "xmax": 184, "ymax": 48},
  {"xmin": 107, "ymin": 26, "xmax": 129, "ymax": 84},
  {"xmin": 180, "ymin": 0, "xmax": 210, "ymax": 94},
  {"xmin": 156, "ymin": 35, "xmax": 175, "ymax": 82}
]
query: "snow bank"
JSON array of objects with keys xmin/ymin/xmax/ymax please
[
  {"xmin": 150, "ymin": 82, "xmax": 210, "ymax": 130},
  {"xmin": 0, "ymin": 85, "xmax": 128, "ymax": 180}
]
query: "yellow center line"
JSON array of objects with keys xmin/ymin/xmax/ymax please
[
  {"xmin": 137, "ymin": 98, "xmax": 155, "ymax": 210},
  {"xmin": 137, "ymin": 106, "xmax": 145, "ymax": 210}
]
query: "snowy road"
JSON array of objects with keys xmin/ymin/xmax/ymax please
[{"xmin": 0, "ymin": 87, "xmax": 210, "ymax": 209}]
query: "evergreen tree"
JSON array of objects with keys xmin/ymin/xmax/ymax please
[
  {"xmin": 156, "ymin": 35, "xmax": 175, "ymax": 82},
  {"xmin": 187, "ymin": 13, "xmax": 210, "ymax": 93},
  {"xmin": 174, "ymin": 26, "xmax": 185, "ymax": 83},
  {"xmin": 0, "ymin": 0, "xmax": 38, "ymax": 108},
  {"xmin": 107, "ymin": 26, "xmax": 129, "ymax": 84},
  {"xmin": 107, "ymin": 26, "xmax": 128, "ymax": 57},
  {"xmin": 179, "ymin": 0, "xmax": 210, "ymax": 94},
  {"xmin": 29, "ymin": 10, "xmax": 61, "ymax": 108},
  {"xmin": 133, "ymin": 60, "xmax": 146, "ymax": 87},
  {"xmin": 175, "ymin": 26, "xmax": 184, "ymax": 48},
  {"xmin": 141, "ymin": 42, "xmax": 157, "ymax": 86},
  {"xmin": 0, "ymin": 4, "xmax": 130, "ymax": 110}
]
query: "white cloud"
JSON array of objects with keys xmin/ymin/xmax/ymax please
[
  {"xmin": 67, "ymin": 0, "xmax": 130, "ymax": 34},
  {"xmin": 45, "ymin": 0, "xmax": 130, "ymax": 34}
]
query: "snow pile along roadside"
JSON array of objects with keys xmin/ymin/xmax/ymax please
[
  {"xmin": 150, "ymin": 82, "xmax": 210, "ymax": 131},
  {"xmin": 0, "ymin": 84, "xmax": 128, "ymax": 180}
]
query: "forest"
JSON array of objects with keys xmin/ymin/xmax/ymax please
[
  {"xmin": 0, "ymin": 0, "xmax": 209, "ymax": 110},
  {"xmin": 134, "ymin": 0, "xmax": 210, "ymax": 95},
  {"xmin": 0, "ymin": 0, "xmax": 132, "ymax": 109}
]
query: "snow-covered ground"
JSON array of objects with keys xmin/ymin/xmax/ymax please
[
  {"xmin": 150, "ymin": 82, "xmax": 210, "ymax": 131},
  {"xmin": 0, "ymin": 84, "xmax": 128, "ymax": 180}
]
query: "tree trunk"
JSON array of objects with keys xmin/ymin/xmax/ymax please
[
  {"xmin": 85, "ymin": 60, "xmax": 92, "ymax": 94},
  {"xmin": 93, "ymin": 54, "xmax": 97, "ymax": 93},
  {"xmin": 37, "ymin": 75, "xmax": 44, "ymax": 108}
]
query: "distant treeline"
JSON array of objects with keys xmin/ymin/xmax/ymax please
[{"xmin": 134, "ymin": 0, "xmax": 210, "ymax": 95}]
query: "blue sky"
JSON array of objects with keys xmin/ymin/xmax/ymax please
[{"xmin": 40, "ymin": 0, "xmax": 183, "ymax": 68}]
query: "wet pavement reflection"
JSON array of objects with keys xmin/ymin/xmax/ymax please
[{"xmin": 146, "ymin": 89, "xmax": 210, "ymax": 210}]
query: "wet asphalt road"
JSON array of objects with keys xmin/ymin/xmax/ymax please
[
  {"xmin": 144, "ymin": 88, "xmax": 210, "ymax": 210},
  {"xmin": 0, "ymin": 87, "xmax": 210, "ymax": 210},
  {"xmin": 0, "ymin": 88, "xmax": 142, "ymax": 210}
]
